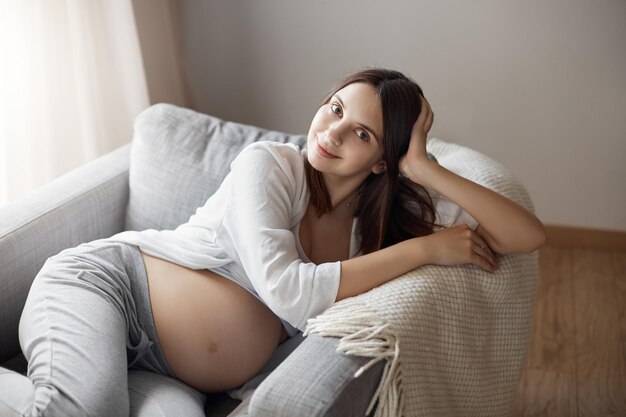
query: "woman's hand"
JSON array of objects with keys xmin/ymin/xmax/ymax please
[
  {"xmin": 399, "ymin": 95, "xmax": 436, "ymax": 183},
  {"xmin": 423, "ymin": 224, "xmax": 499, "ymax": 273}
]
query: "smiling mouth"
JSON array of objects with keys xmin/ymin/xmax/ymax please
[{"xmin": 316, "ymin": 137, "xmax": 339, "ymax": 158}]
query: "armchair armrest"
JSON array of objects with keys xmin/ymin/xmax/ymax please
[
  {"xmin": 251, "ymin": 137, "xmax": 539, "ymax": 417},
  {"xmin": 0, "ymin": 143, "xmax": 131, "ymax": 363},
  {"xmin": 249, "ymin": 334, "xmax": 385, "ymax": 417}
]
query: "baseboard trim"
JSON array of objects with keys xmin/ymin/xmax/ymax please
[{"xmin": 545, "ymin": 225, "xmax": 626, "ymax": 250}]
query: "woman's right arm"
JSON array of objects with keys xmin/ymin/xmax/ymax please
[
  {"xmin": 337, "ymin": 224, "xmax": 499, "ymax": 302},
  {"xmin": 337, "ymin": 237, "xmax": 428, "ymax": 301}
]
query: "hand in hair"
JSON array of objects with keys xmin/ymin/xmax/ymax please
[
  {"xmin": 398, "ymin": 94, "xmax": 545, "ymax": 255},
  {"xmin": 399, "ymin": 95, "xmax": 436, "ymax": 184}
]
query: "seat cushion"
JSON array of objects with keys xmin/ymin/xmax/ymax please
[
  {"xmin": 124, "ymin": 103, "xmax": 306, "ymax": 232},
  {"xmin": 128, "ymin": 370, "xmax": 207, "ymax": 417}
]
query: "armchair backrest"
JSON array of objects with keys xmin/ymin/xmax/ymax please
[
  {"xmin": 124, "ymin": 103, "xmax": 306, "ymax": 232},
  {"xmin": 427, "ymin": 137, "xmax": 535, "ymax": 214}
]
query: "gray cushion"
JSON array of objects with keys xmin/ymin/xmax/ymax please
[
  {"xmin": 128, "ymin": 370, "xmax": 207, "ymax": 417},
  {"xmin": 249, "ymin": 334, "xmax": 384, "ymax": 417},
  {"xmin": 124, "ymin": 103, "xmax": 306, "ymax": 232}
]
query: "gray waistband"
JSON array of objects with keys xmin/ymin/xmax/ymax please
[{"xmin": 118, "ymin": 242, "xmax": 176, "ymax": 379}]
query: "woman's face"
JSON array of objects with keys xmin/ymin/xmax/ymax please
[{"xmin": 306, "ymin": 82, "xmax": 386, "ymax": 181}]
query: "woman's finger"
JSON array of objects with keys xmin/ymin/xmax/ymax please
[
  {"xmin": 421, "ymin": 97, "xmax": 434, "ymax": 134},
  {"xmin": 416, "ymin": 99, "xmax": 429, "ymax": 127},
  {"xmin": 471, "ymin": 236, "xmax": 498, "ymax": 269},
  {"xmin": 474, "ymin": 252, "xmax": 496, "ymax": 272},
  {"xmin": 426, "ymin": 107, "xmax": 434, "ymax": 133}
]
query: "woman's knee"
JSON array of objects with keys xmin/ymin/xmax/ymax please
[{"xmin": 33, "ymin": 250, "xmax": 84, "ymax": 286}]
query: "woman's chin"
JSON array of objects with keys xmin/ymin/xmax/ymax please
[
  {"xmin": 307, "ymin": 155, "xmax": 323, "ymax": 171},
  {"xmin": 306, "ymin": 147, "xmax": 322, "ymax": 168}
]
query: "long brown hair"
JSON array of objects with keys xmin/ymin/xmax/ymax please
[{"xmin": 304, "ymin": 68, "xmax": 440, "ymax": 255}]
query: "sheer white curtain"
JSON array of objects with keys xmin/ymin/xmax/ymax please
[{"xmin": 0, "ymin": 0, "xmax": 150, "ymax": 207}]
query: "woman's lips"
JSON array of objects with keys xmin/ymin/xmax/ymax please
[{"xmin": 315, "ymin": 139, "xmax": 339, "ymax": 159}]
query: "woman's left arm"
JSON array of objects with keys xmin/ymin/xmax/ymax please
[{"xmin": 399, "ymin": 97, "xmax": 546, "ymax": 255}]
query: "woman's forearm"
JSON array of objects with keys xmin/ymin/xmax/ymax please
[
  {"xmin": 336, "ymin": 237, "xmax": 429, "ymax": 301},
  {"xmin": 408, "ymin": 160, "xmax": 545, "ymax": 254}
]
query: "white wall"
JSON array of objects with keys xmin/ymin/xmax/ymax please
[
  {"xmin": 132, "ymin": 0, "xmax": 190, "ymax": 107},
  {"xmin": 177, "ymin": 0, "xmax": 626, "ymax": 232}
]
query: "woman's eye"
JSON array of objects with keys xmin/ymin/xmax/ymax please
[
  {"xmin": 356, "ymin": 130, "xmax": 370, "ymax": 142},
  {"xmin": 330, "ymin": 103, "xmax": 342, "ymax": 116}
]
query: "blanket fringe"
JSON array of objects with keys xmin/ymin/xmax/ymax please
[{"xmin": 304, "ymin": 300, "xmax": 404, "ymax": 417}]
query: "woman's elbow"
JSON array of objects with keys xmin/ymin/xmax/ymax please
[
  {"xmin": 497, "ymin": 222, "xmax": 546, "ymax": 255},
  {"xmin": 529, "ymin": 223, "xmax": 547, "ymax": 252},
  {"xmin": 531, "ymin": 216, "xmax": 546, "ymax": 245},
  {"xmin": 518, "ymin": 222, "xmax": 547, "ymax": 254}
]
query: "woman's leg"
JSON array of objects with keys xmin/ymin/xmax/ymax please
[{"xmin": 8, "ymin": 241, "xmax": 137, "ymax": 416}]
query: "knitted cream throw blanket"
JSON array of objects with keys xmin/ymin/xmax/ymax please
[{"xmin": 304, "ymin": 138, "xmax": 539, "ymax": 417}]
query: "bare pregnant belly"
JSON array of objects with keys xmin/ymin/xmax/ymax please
[{"xmin": 140, "ymin": 251, "xmax": 289, "ymax": 392}]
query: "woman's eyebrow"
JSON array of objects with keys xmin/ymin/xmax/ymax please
[{"xmin": 334, "ymin": 94, "xmax": 381, "ymax": 142}]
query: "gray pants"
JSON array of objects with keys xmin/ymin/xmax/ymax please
[{"xmin": 0, "ymin": 239, "xmax": 207, "ymax": 417}]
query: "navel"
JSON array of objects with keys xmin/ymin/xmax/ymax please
[{"xmin": 206, "ymin": 339, "xmax": 219, "ymax": 354}]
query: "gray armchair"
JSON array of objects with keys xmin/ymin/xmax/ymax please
[
  {"xmin": 0, "ymin": 103, "xmax": 384, "ymax": 417},
  {"xmin": 0, "ymin": 103, "xmax": 536, "ymax": 417}
]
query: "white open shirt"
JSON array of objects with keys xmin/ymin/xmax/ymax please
[{"xmin": 110, "ymin": 141, "xmax": 478, "ymax": 336}]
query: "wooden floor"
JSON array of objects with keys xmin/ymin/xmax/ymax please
[{"xmin": 512, "ymin": 244, "xmax": 626, "ymax": 416}]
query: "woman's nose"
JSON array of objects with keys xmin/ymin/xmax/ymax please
[{"xmin": 326, "ymin": 123, "xmax": 344, "ymax": 145}]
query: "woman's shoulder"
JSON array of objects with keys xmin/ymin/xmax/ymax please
[
  {"xmin": 233, "ymin": 141, "xmax": 306, "ymax": 179},
  {"xmin": 229, "ymin": 141, "xmax": 309, "ymax": 218},
  {"xmin": 237, "ymin": 141, "xmax": 303, "ymax": 160}
]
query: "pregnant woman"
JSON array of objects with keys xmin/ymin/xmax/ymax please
[{"xmin": 0, "ymin": 67, "xmax": 545, "ymax": 416}]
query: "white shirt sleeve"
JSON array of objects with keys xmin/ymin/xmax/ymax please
[
  {"xmin": 431, "ymin": 191, "xmax": 479, "ymax": 231},
  {"xmin": 215, "ymin": 142, "xmax": 341, "ymax": 331}
]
